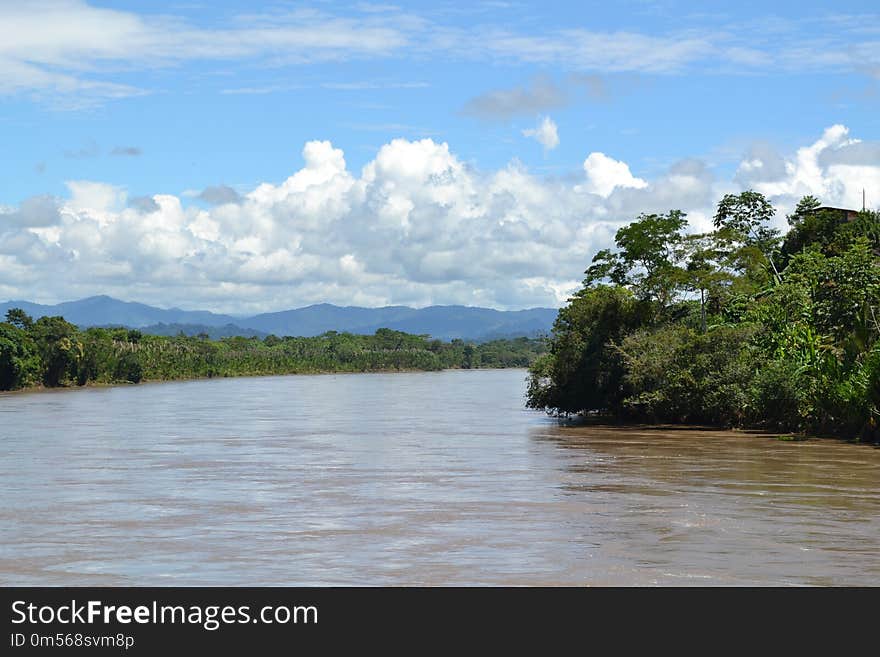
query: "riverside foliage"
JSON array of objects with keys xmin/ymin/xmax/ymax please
[
  {"xmin": 527, "ymin": 192, "xmax": 880, "ymax": 442},
  {"xmin": 0, "ymin": 315, "xmax": 545, "ymax": 391}
]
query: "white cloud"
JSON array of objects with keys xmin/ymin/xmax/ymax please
[
  {"xmin": 0, "ymin": 1, "xmax": 410, "ymax": 105},
  {"xmin": 580, "ymin": 152, "xmax": 648, "ymax": 197},
  {"xmin": 522, "ymin": 116, "xmax": 560, "ymax": 151},
  {"xmin": 65, "ymin": 180, "xmax": 127, "ymax": 214},
  {"xmin": 737, "ymin": 124, "xmax": 880, "ymax": 214},
  {"xmin": 3, "ymin": 3, "xmax": 879, "ymax": 107},
  {"xmin": 0, "ymin": 126, "xmax": 878, "ymax": 312}
]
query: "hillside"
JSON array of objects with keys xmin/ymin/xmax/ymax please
[{"xmin": 0, "ymin": 296, "xmax": 557, "ymax": 341}]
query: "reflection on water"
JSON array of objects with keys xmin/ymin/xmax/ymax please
[{"xmin": 1, "ymin": 369, "xmax": 878, "ymax": 585}]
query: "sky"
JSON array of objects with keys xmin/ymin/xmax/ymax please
[{"xmin": 1, "ymin": 0, "xmax": 879, "ymax": 313}]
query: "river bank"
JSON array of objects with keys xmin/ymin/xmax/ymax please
[
  {"xmin": 545, "ymin": 414, "xmax": 880, "ymax": 444},
  {"xmin": 0, "ymin": 310, "xmax": 546, "ymax": 392},
  {"xmin": 0, "ymin": 364, "xmax": 528, "ymax": 396},
  {"xmin": 526, "ymin": 196, "xmax": 880, "ymax": 445}
]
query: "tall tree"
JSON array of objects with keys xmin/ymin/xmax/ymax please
[
  {"xmin": 29, "ymin": 316, "xmax": 83, "ymax": 386},
  {"xmin": 0, "ymin": 322, "xmax": 38, "ymax": 390},
  {"xmin": 585, "ymin": 210, "xmax": 689, "ymax": 311},
  {"xmin": 713, "ymin": 190, "xmax": 782, "ymax": 282},
  {"xmin": 682, "ymin": 233, "xmax": 732, "ymax": 333},
  {"xmin": 5, "ymin": 308, "xmax": 33, "ymax": 330}
]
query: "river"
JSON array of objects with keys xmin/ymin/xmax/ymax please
[{"xmin": 1, "ymin": 368, "xmax": 878, "ymax": 585}]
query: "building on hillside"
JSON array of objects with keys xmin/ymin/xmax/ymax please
[{"xmin": 808, "ymin": 206, "xmax": 862, "ymax": 222}]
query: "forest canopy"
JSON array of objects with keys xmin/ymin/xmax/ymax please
[
  {"xmin": 0, "ymin": 315, "xmax": 545, "ymax": 391},
  {"xmin": 527, "ymin": 193, "xmax": 880, "ymax": 442}
]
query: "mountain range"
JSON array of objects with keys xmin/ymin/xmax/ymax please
[{"xmin": 0, "ymin": 296, "xmax": 558, "ymax": 341}]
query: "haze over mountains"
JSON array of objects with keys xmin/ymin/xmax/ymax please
[{"xmin": 0, "ymin": 296, "xmax": 557, "ymax": 342}]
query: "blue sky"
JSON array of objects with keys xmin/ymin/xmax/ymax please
[{"xmin": 1, "ymin": 1, "xmax": 879, "ymax": 311}]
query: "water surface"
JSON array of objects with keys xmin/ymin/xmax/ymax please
[{"xmin": 1, "ymin": 369, "xmax": 878, "ymax": 585}]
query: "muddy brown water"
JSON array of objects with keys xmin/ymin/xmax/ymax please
[{"xmin": 1, "ymin": 368, "xmax": 877, "ymax": 585}]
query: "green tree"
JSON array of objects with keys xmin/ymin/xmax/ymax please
[
  {"xmin": 713, "ymin": 190, "xmax": 781, "ymax": 281},
  {"xmin": 617, "ymin": 323, "xmax": 760, "ymax": 425},
  {"xmin": 783, "ymin": 238, "xmax": 880, "ymax": 348},
  {"xmin": 462, "ymin": 343, "xmax": 476, "ymax": 369},
  {"xmin": 0, "ymin": 322, "xmax": 39, "ymax": 390},
  {"xmin": 526, "ymin": 285, "xmax": 650, "ymax": 414},
  {"xmin": 585, "ymin": 210, "xmax": 689, "ymax": 311},
  {"xmin": 30, "ymin": 316, "xmax": 83, "ymax": 386},
  {"xmin": 682, "ymin": 233, "xmax": 733, "ymax": 333},
  {"xmin": 114, "ymin": 352, "xmax": 144, "ymax": 383},
  {"xmin": 781, "ymin": 195, "xmax": 842, "ymax": 261},
  {"xmin": 5, "ymin": 308, "xmax": 33, "ymax": 330}
]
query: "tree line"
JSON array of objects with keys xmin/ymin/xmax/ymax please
[
  {"xmin": 0, "ymin": 313, "xmax": 546, "ymax": 391},
  {"xmin": 527, "ymin": 192, "xmax": 880, "ymax": 442}
]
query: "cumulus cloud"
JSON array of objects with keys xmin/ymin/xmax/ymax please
[
  {"xmin": 522, "ymin": 116, "xmax": 560, "ymax": 151},
  {"xmin": 817, "ymin": 140, "xmax": 880, "ymax": 167},
  {"xmin": 580, "ymin": 152, "xmax": 648, "ymax": 197},
  {"xmin": 1, "ymin": 125, "xmax": 878, "ymax": 312},
  {"xmin": 734, "ymin": 141, "xmax": 789, "ymax": 187},
  {"xmin": 128, "ymin": 196, "xmax": 159, "ymax": 213},
  {"xmin": 0, "ymin": 195, "xmax": 61, "ymax": 227},
  {"xmin": 65, "ymin": 180, "xmax": 126, "ymax": 215},
  {"xmin": 736, "ymin": 125, "xmax": 880, "ymax": 212}
]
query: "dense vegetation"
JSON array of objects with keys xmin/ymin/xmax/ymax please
[
  {"xmin": 527, "ymin": 192, "xmax": 880, "ymax": 442},
  {"xmin": 0, "ymin": 315, "xmax": 545, "ymax": 391}
]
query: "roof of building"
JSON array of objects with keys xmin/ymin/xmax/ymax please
[{"xmin": 812, "ymin": 206, "xmax": 860, "ymax": 213}]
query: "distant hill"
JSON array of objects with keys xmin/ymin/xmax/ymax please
[
  {"xmin": 0, "ymin": 295, "xmax": 238, "ymax": 328},
  {"xmin": 95, "ymin": 322, "xmax": 269, "ymax": 340},
  {"xmin": 0, "ymin": 296, "xmax": 557, "ymax": 341},
  {"xmin": 242, "ymin": 303, "xmax": 557, "ymax": 340}
]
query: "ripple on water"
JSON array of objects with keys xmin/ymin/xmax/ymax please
[{"xmin": 1, "ymin": 370, "xmax": 879, "ymax": 586}]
